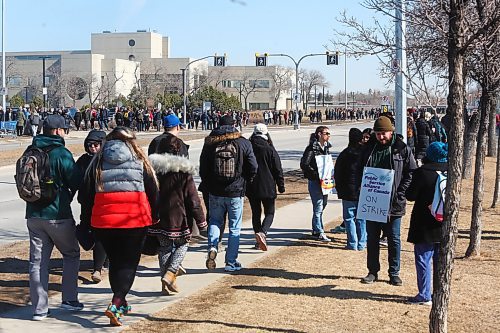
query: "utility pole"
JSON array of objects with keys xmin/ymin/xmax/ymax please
[
  {"xmin": 39, "ymin": 56, "xmax": 51, "ymax": 112},
  {"xmin": 1, "ymin": 0, "xmax": 6, "ymax": 121},
  {"xmin": 395, "ymin": 0, "xmax": 407, "ymax": 142}
]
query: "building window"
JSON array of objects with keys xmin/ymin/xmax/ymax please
[
  {"xmin": 129, "ymin": 39, "xmax": 136, "ymax": 47},
  {"xmin": 249, "ymin": 80, "xmax": 270, "ymax": 88},
  {"xmin": 129, "ymin": 55, "xmax": 136, "ymax": 61},
  {"xmin": 249, "ymin": 103, "xmax": 269, "ymax": 110},
  {"xmin": 9, "ymin": 76, "xmax": 22, "ymax": 87}
]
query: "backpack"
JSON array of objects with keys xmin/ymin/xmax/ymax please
[
  {"xmin": 15, "ymin": 145, "xmax": 58, "ymax": 206},
  {"xmin": 213, "ymin": 140, "xmax": 240, "ymax": 183},
  {"xmin": 429, "ymin": 171, "xmax": 447, "ymax": 222}
]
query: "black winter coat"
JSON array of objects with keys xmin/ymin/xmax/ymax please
[
  {"xmin": 406, "ymin": 162, "xmax": 447, "ymax": 244},
  {"xmin": 300, "ymin": 137, "xmax": 332, "ymax": 181},
  {"xmin": 361, "ymin": 135, "xmax": 417, "ymax": 217},
  {"xmin": 415, "ymin": 118, "xmax": 433, "ymax": 159},
  {"xmin": 246, "ymin": 135, "xmax": 285, "ymax": 199},
  {"xmin": 334, "ymin": 144, "xmax": 364, "ymax": 201},
  {"xmin": 199, "ymin": 126, "xmax": 258, "ymax": 197},
  {"xmin": 149, "ymin": 153, "xmax": 206, "ymax": 239}
]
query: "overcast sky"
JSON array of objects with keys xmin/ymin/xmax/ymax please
[{"xmin": 3, "ymin": 0, "xmax": 393, "ymax": 95}]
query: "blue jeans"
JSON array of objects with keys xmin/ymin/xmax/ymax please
[
  {"xmin": 414, "ymin": 243, "xmax": 439, "ymax": 301},
  {"xmin": 208, "ymin": 194, "xmax": 243, "ymax": 265},
  {"xmin": 308, "ymin": 180, "xmax": 328, "ymax": 234},
  {"xmin": 342, "ymin": 200, "xmax": 366, "ymax": 250},
  {"xmin": 366, "ymin": 216, "xmax": 402, "ymax": 277}
]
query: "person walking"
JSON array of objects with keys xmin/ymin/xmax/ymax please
[
  {"xmin": 300, "ymin": 126, "xmax": 333, "ymax": 242},
  {"xmin": 246, "ymin": 124, "xmax": 285, "ymax": 251},
  {"xmin": 76, "ymin": 129, "xmax": 107, "ymax": 283},
  {"xmin": 334, "ymin": 128, "xmax": 367, "ymax": 251},
  {"xmin": 148, "ymin": 114, "xmax": 188, "ymax": 156},
  {"xmin": 80, "ymin": 127, "xmax": 159, "ymax": 326},
  {"xmin": 16, "ymin": 108, "xmax": 26, "ymax": 136},
  {"xmin": 22, "ymin": 114, "xmax": 83, "ymax": 320},
  {"xmin": 415, "ymin": 111, "xmax": 433, "ymax": 163},
  {"xmin": 199, "ymin": 115, "xmax": 258, "ymax": 272},
  {"xmin": 360, "ymin": 116, "xmax": 417, "ymax": 286},
  {"xmin": 148, "ymin": 134, "xmax": 207, "ymax": 295},
  {"xmin": 405, "ymin": 142, "xmax": 448, "ymax": 305},
  {"xmin": 29, "ymin": 110, "xmax": 41, "ymax": 137}
]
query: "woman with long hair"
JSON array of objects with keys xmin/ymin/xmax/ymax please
[
  {"xmin": 300, "ymin": 125, "xmax": 332, "ymax": 242},
  {"xmin": 246, "ymin": 124, "xmax": 285, "ymax": 251},
  {"xmin": 81, "ymin": 127, "xmax": 159, "ymax": 326}
]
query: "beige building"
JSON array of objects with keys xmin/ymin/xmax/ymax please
[{"xmin": 3, "ymin": 31, "xmax": 287, "ymax": 110}]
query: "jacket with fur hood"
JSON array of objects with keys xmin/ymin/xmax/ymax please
[
  {"xmin": 149, "ymin": 153, "xmax": 206, "ymax": 239},
  {"xmin": 199, "ymin": 126, "xmax": 258, "ymax": 198}
]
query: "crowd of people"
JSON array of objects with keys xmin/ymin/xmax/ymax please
[{"xmin": 20, "ymin": 107, "xmax": 450, "ymax": 326}]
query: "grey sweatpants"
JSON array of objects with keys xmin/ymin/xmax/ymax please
[{"xmin": 27, "ymin": 218, "xmax": 80, "ymax": 315}]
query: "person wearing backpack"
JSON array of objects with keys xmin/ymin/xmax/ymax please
[
  {"xmin": 19, "ymin": 114, "xmax": 83, "ymax": 320},
  {"xmin": 405, "ymin": 141, "xmax": 448, "ymax": 305},
  {"xmin": 246, "ymin": 124, "xmax": 285, "ymax": 251},
  {"xmin": 429, "ymin": 114, "xmax": 447, "ymax": 143},
  {"xmin": 199, "ymin": 115, "xmax": 258, "ymax": 272}
]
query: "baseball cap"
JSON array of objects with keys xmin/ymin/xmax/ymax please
[
  {"xmin": 43, "ymin": 114, "xmax": 68, "ymax": 129},
  {"xmin": 163, "ymin": 114, "xmax": 185, "ymax": 128}
]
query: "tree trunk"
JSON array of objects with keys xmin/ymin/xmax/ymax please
[
  {"xmin": 462, "ymin": 111, "xmax": 480, "ymax": 179},
  {"xmin": 466, "ymin": 90, "xmax": 490, "ymax": 257},
  {"xmin": 429, "ymin": 2, "xmax": 466, "ymax": 332},
  {"xmin": 492, "ymin": 133, "xmax": 500, "ymax": 208},
  {"xmin": 487, "ymin": 94, "xmax": 498, "ymax": 157}
]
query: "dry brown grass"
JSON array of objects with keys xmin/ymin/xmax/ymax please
[{"xmin": 125, "ymin": 157, "xmax": 500, "ymax": 333}]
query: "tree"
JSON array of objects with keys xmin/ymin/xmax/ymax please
[
  {"xmin": 299, "ymin": 69, "xmax": 328, "ymax": 113},
  {"xmin": 9, "ymin": 94, "xmax": 24, "ymax": 107},
  {"xmin": 271, "ymin": 66, "xmax": 294, "ymax": 110}
]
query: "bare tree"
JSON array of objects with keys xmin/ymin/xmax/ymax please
[
  {"xmin": 300, "ymin": 70, "xmax": 328, "ymax": 112},
  {"xmin": 271, "ymin": 66, "xmax": 293, "ymax": 110}
]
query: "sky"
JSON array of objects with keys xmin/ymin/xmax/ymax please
[{"xmin": 3, "ymin": 0, "xmax": 392, "ymax": 95}]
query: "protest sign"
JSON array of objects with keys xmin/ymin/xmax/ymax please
[
  {"xmin": 357, "ymin": 167, "xmax": 394, "ymax": 223},
  {"xmin": 315, "ymin": 155, "xmax": 335, "ymax": 195}
]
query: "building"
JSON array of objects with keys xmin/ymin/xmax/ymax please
[{"xmin": 2, "ymin": 31, "xmax": 287, "ymax": 110}]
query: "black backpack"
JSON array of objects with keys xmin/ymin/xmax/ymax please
[
  {"xmin": 15, "ymin": 145, "xmax": 58, "ymax": 207},
  {"xmin": 213, "ymin": 140, "xmax": 241, "ymax": 183}
]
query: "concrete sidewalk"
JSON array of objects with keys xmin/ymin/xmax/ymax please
[{"xmin": 0, "ymin": 197, "xmax": 343, "ymax": 332}]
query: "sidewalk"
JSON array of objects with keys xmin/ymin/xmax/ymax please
[{"xmin": 0, "ymin": 197, "xmax": 342, "ymax": 332}]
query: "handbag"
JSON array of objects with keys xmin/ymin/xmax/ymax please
[
  {"xmin": 142, "ymin": 233, "xmax": 160, "ymax": 256},
  {"xmin": 75, "ymin": 223, "xmax": 95, "ymax": 251}
]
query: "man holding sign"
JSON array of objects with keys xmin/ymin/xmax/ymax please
[{"xmin": 359, "ymin": 116, "xmax": 417, "ymax": 286}]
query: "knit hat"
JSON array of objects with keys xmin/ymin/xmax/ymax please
[
  {"xmin": 253, "ymin": 123, "xmax": 268, "ymax": 135},
  {"xmin": 373, "ymin": 116, "xmax": 394, "ymax": 132},
  {"xmin": 348, "ymin": 128, "xmax": 363, "ymax": 145},
  {"xmin": 426, "ymin": 142, "xmax": 448, "ymax": 163}
]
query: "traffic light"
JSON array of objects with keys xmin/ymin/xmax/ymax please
[
  {"xmin": 326, "ymin": 52, "xmax": 339, "ymax": 65},
  {"xmin": 255, "ymin": 53, "xmax": 268, "ymax": 67},
  {"xmin": 214, "ymin": 55, "xmax": 226, "ymax": 66}
]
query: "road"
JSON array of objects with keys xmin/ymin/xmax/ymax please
[{"xmin": 0, "ymin": 122, "xmax": 366, "ymax": 245}]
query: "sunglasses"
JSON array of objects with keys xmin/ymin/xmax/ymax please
[
  {"xmin": 322, "ymin": 132, "xmax": 331, "ymax": 136},
  {"xmin": 87, "ymin": 142, "xmax": 101, "ymax": 147}
]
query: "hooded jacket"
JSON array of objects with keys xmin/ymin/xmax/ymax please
[
  {"xmin": 81, "ymin": 140, "xmax": 159, "ymax": 229},
  {"xmin": 25, "ymin": 134, "xmax": 82, "ymax": 220},
  {"xmin": 199, "ymin": 125, "xmax": 258, "ymax": 198},
  {"xmin": 246, "ymin": 135, "xmax": 285, "ymax": 199},
  {"xmin": 149, "ymin": 153, "xmax": 206, "ymax": 239},
  {"xmin": 334, "ymin": 143, "xmax": 364, "ymax": 201},
  {"xmin": 406, "ymin": 161, "xmax": 447, "ymax": 244}
]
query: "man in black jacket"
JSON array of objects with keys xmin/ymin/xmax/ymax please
[
  {"xmin": 200, "ymin": 115, "xmax": 258, "ymax": 272},
  {"xmin": 360, "ymin": 116, "xmax": 417, "ymax": 286},
  {"xmin": 148, "ymin": 114, "xmax": 188, "ymax": 157}
]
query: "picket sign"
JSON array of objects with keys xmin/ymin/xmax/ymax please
[
  {"xmin": 315, "ymin": 155, "xmax": 335, "ymax": 195},
  {"xmin": 357, "ymin": 167, "xmax": 394, "ymax": 223}
]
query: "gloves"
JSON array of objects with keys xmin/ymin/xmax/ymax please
[{"xmin": 278, "ymin": 186, "xmax": 286, "ymax": 194}]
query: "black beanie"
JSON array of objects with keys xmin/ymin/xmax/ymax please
[{"xmin": 348, "ymin": 128, "xmax": 363, "ymax": 145}]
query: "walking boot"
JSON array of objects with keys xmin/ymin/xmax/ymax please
[{"xmin": 162, "ymin": 271, "xmax": 179, "ymax": 293}]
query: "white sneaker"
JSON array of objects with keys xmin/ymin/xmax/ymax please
[{"xmin": 318, "ymin": 233, "xmax": 331, "ymax": 242}]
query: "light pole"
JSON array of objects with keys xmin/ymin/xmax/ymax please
[
  {"xmin": 266, "ymin": 53, "xmax": 326, "ymax": 130},
  {"xmin": 1, "ymin": 0, "xmax": 6, "ymax": 121},
  {"xmin": 24, "ymin": 86, "xmax": 28, "ymax": 103},
  {"xmin": 39, "ymin": 56, "xmax": 51, "ymax": 112},
  {"xmin": 395, "ymin": 0, "xmax": 407, "ymax": 141},
  {"xmin": 182, "ymin": 55, "xmax": 218, "ymax": 125},
  {"xmin": 344, "ymin": 48, "xmax": 348, "ymax": 112}
]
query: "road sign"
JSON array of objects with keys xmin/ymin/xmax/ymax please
[
  {"xmin": 391, "ymin": 58, "xmax": 400, "ymax": 73},
  {"xmin": 0, "ymin": 87, "xmax": 7, "ymax": 96},
  {"xmin": 256, "ymin": 56, "xmax": 267, "ymax": 67},
  {"xmin": 214, "ymin": 56, "xmax": 226, "ymax": 66},
  {"xmin": 293, "ymin": 93, "xmax": 301, "ymax": 103},
  {"xmin": 381, "ymin": 105, "xmax": 389, "ymax": 113},
  {"xmin": 326, "ymin": 53, "xmax": 339, "ymax": 65}
]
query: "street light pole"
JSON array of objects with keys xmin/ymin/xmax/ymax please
[
  {"xmin": 344, "ymin": 48, "xmax": 348, "ymax": 112},
  {"xmin": 267, "ymin": 52, "xmax": 326, "ymax": 130},
  {"xmin": 39, "ymin": 56, "xmax": 50, "ymax": 112},
  {"xmin": 395, "ymin": 0, "xmax": 407, "ymax": 142},
  {"xmin": 1, "ymin": 0, "xmax": 6, "ymax": 121},
  {"xmin": 182, "ymin": 55, "xmax": 215, "ymax": 125}
]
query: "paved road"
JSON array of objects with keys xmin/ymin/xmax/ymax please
[{"xmin": 0, "ymin": 122, "xmax": 366, "ymax": 245}]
